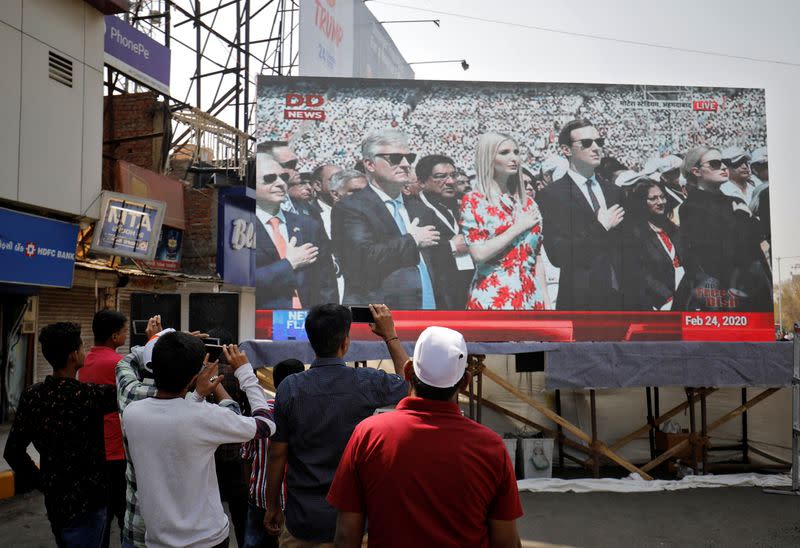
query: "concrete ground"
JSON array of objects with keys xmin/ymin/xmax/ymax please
[{"xmin": 1, "ymin": 486, "xmax": 799, "ymax": 547}]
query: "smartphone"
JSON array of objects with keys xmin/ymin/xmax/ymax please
[
  {"xmin": 349, "ymin": 306, "xmax": 373, "ymax": 323},
  {"xmin": 205, "ymin": 344, "xmax": 225, "ymax": 362},
  {"xmin": 132, "ymin": 320, "xmax": 149, "ymax": 335},
  {"xmin": 203, "ymin": 337, "xmax": 221, "ymax": 346}
]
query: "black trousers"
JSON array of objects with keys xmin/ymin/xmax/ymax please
[{"xmin": 101, "ymin": 459, "xmax": 126, "ymax": 548}]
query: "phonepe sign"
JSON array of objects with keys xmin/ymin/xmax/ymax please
[
  {"xmin": 272, "ymin": 310, "xmax": 309, "ymax": 341},
  {"xmin": 284, "ymin": 93, "xmax": 326, "ymax": 121}
]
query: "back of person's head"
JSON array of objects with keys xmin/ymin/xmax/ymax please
[
  {"xmin": 273, "ymin": 359, "xmax": 305, "ymax": 388},
  {"xmin": 411, "ymin": 326, "xmax": 468, "ymax": 401},
  {"xmin": 151, "ymin": 331, "xmax": 206, "ymax": 393},
  {"xmin": 40, "ymin": 322, "xmax": 83, "ymax": 371},
  {"xmin": 92, "ymin": 309, "xmax": 127, "ymax": 344},
  {"xmin": 305, "ymin": 304, "xmax": 351, "ymax": 358}
]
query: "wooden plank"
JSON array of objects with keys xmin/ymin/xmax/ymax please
[
  {"xmin": 470, "ymin": 393, "xmax": 593, "ymax": 457},
  {"xmin": 607, "ymin": 388, "xmax": 717, "ymax": 452},
  {"xmin": 481, "ymin": 367, "xmax": 653, "ymax": 480}
]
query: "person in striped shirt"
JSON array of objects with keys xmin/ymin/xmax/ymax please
[{"xmin": 241, "ymin": 358, "xmax": 305, "ymax": 548}]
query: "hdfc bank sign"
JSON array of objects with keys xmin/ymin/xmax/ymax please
[{"xmin": 284, "ymin": 93, "xmax": 326, "ymax": 121}]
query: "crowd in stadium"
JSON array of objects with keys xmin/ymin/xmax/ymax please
[{"xmin": 253, "ymin": 83, "xmax": 771, "ymax": 313}]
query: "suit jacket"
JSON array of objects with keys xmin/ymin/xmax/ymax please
[
  {"xmin": 255, "ymin": 210, "xmax": 338, "ymax": 309},
  {"xmin": 621, "ymin": 221, "xmax": 685, "ymax": 310},
  {"xmin": 419, "ymin": 192, "xmax": 474, "ymax": 309},
  {"xmin": 330, "ymin": 185, "xmax": 443, "ymax": 309},
  {"xmin": 536, "ymin": 173, "xmax": 624, "ymax": 310},
  {"xmin": 679, "ymin": 188, "xmax": 771, "ymax": 311}
]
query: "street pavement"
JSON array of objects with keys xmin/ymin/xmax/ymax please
[{"xmin": 1, "ymin": 486, "xmax": 799, "ymax": 547}]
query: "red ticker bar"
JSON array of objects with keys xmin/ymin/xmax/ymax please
[{"xmin": 257, "ymin": 310, "xmax": 775, "ymax": 342}]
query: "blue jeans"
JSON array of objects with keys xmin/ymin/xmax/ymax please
[
  {"xmin": 51, "ymin": 506, "xmax": 108, "ymax": 548},
  {"xmin": 243, "ymin": 502, "xmax": 278, "ymax": 548}
]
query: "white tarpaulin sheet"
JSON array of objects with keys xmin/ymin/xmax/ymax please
[{"xmin": 517, "ymin": 472, "xmax": 792, "ymax": 493}]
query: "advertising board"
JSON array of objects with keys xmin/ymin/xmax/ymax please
[{"xmin": 254, "ymin": 76, "xmax": 772, "ymax": 341}]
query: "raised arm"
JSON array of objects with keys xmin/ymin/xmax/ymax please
[
  {"xmin": 368, "ymin": 304, "xmax": 408, "ymax": 375},
  {"xmin": 223, "ymin": 344, "xmax": 275, "ymax": 439}
]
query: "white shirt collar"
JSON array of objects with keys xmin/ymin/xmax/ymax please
[
  {"xmin": 370, "ymin": 182, "xmax": 402, "ymax": 204},
  {"xmin": 317, "ymin": 199, "xmax": 332, "ymax": 213},
  {"xmin": 568, "ymin": 168, "xmax": 596, "ymax": 187},
  {"xmin": 255, "ymin": 205, "xmax": 285, "ymax": 225}
]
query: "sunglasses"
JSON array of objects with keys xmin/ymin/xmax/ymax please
[
  {"xmin": 723, "ymin": 158, "xmax": 750, "ymax": 168},
  {"xmin": 279, "ymin": 159, "xmax": 298, "ymax": 170},
  {"xmin": 262, "ymin": 173, "xmax": 291, "ymax": 184},
  {"xmin": 698, "ymin": 159, "xmax": 726, "ymax": 170},
  {"xmin": 573, "ymin": 138, "xmax": 605, "ymax": 148},
  {"xmin": 375, "ymin": 153, "xmax": 417, "ymax": 166}
]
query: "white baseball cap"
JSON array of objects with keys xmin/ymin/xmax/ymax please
[
  {"xmin": 750, "ymin": 147, "xmax": 768, "ymax": 165},
  {"xmin": 412, "ymin": 326, "xmax": 468, "ymax": 388},
  {"xmin": 141, "ymin": 328, "xmax": 175, "ymax": 371}
]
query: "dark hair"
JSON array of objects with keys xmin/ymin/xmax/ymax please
[
  {"xmin": 39, "ymin": 322, "xmax": 83, "ymax": 371},
  {"xmin": 415, "ymin": 154, "xmax": 455, "ymax": 183},
  {"xmin": 410, "ymin": 372, "xmax": 462, "ymax": 401},
  {"xmin": 507, "ymin": 167, "xmax": 534, "ymax": 194},
  {"xmin": 596, "ymin": 157, "xmax": 628, "ymax": 185},
  {"xmin": 273, "ymin": 359, "xmax": 305, "ymax": 388},
  {"xmin": 256, "ymin": 140, "xmax": 288, "ymax": 155},
  {"xmin": 558, "ymin": 118, "xmax": 595, "ymax": 147},
  {"xmin": 305, "ymin": 304, "xmax": 351, "ymax": 358},
  {"xmin": 92, "ymin": 309, "xmax": 127, "ymax": 344},
  {"xmin": 353, "ymin": 160, "xmax": 366, "ymax": 173},
  {"xmin": 151, "ymin": 331, "xmax": 206, "ymax": 393},
  {"xmin": 625, "ymin": 179, "xmax": 676, "ymax": 228}
]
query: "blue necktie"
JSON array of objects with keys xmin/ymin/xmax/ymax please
[{"xmin": 388, "ymin": 199, "xmax": 436, "ymax": 309}]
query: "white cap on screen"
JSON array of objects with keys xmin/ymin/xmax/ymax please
[{"xmin": 412, "ymin": 326, "xmax": 468, "ymax": 388}]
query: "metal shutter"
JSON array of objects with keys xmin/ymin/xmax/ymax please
[{"xmin": 35, "ymin": 287, "xmax": 97, "ymax": 382}]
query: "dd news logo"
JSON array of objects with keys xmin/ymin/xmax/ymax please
[{"xmin": 284, "ymin": 93, "xmax": 326, "ymax": 121}]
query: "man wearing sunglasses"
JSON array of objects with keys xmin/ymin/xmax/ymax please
[
  {"xmin": 331, "ymin": 129, "xmax": 442, "ymax": 310},
  {"xmin": 258, "ymin": 141, "xmax": 302, "ymax": 215},
  {"xmin": 255, "ymin": 153, "xmax": 338, "ymax": 310},
  {"xmin": 537, "ymin": 118, "xmax": 625, "ymax": 310},
  {"xmin": 720, "ymin": 146, "xmax": 756, "ymax": 205}
]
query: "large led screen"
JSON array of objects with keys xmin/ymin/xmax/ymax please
[{"xmin": 254, "ymin": 76, "xmax": 773, "ymax": 342}]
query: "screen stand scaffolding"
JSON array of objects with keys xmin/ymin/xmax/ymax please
[{"xmin": 764, "ymin": 322, "xmax": 800, "ymax": 496}]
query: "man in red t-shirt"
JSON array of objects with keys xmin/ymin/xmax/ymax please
[
  {"xmin": 79, "ymin": 309, "xmax": 127, "ymax": 547},
  {"xmin": 327, "ymin": 326, "xmax": 523, "ymax": 548}
]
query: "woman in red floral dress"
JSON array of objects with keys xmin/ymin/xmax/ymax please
[{"xmin": 460, "ymin": 132, "xmax": 552, "ymax": 310}]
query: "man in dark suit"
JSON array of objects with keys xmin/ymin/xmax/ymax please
[
  {"xmin": 415, "ymin": 154, "xmax": 474, "ymax": 309},
  {"xmin": 255, "ymin": 154, "xmax": 337, "ymax": 309},
  {"xmin": 536, "ymin": 119, "xmax": 625, "ymax": 310},
  {"xmin": 331, "ymin": 130, "xmax": 441, "ymax": 309}
]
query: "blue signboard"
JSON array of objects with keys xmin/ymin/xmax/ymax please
[
  {"xmin": 0, "ymin": 207, "xmax": 79, "ymax": 288},
  {"xmin": 272, "ymin": 310, "xmax": 309, "ymax": 341},
  {"xmin": 91, "ymin": 191, "xmax": 166, "ymax": 260},
  {"xmin": 104, "ymin": 16, "xmax": 171, "ymax": 94},
  {"xmin": 218, "ymin": 187, "xmax": 256, "ymax": 287}
]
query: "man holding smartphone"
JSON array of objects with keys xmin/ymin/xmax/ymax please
[{"xmin": 264, "ymin": 304, "xmax": 409, "ymax": 546}]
